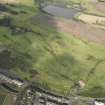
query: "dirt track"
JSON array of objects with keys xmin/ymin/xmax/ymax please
[{"xmin": 32, "ymin": 14, "xmax": 105, "ymax": 44}]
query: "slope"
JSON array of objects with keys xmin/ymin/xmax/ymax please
[{"xmin": 0, "ymin": 0, "xmax": 105, "ymax": 97}]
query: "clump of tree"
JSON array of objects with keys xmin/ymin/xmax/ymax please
[
  {"xmin": 0, "ymin": 49, "xmax": 32, "ymax": 71},
  {"xmin": 34, "ymin": 0, "xmax": 70, "ymax": 8}
]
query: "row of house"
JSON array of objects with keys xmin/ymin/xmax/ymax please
[
  {"xmin": 0, "ymin": 72, "xmax": 24, "ymax": 87},
  {"xmin": 30, "ymin": 86, "xmax": 70, "ymax": 105}
]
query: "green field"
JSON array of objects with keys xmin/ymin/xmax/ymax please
[
  {"xmin": 0, "ymin": 0, "xmax": 105, "ymax": 98},
  {"xmin": 0, "ymin": 94, "xmax": 5, "ymax": 105},
  {"xmin": 0, "ymin": 86, "xmax": 14, "ymax": 105}
]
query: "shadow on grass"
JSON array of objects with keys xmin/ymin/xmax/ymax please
[
  {"xmin": 78, "ymin": 86, "xmax": 105, "ymax": 98},
  {"xmin": 0, "ymin": 50, "xmax": 32, "ymax": 71}
]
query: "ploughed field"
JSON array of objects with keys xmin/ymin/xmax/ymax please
[
  {"xmin": 0, "ymin": 0, "xmax": 105, "ymax": 98},
  {"xmin": 32, "ymin": 13, "xmax": 105, "ymax": 44},
  {"xmin": 91, "ymin": 1, "xmax": 105, "ymax": 12}
]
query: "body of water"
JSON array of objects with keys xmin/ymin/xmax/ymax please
[{"xmin": 42, "ymin": 5, "xmax": 79, "ymax": 19}]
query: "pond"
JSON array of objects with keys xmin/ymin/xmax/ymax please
[{"xmin": 42, "ymin": 5, "xmax": 80, "ymax": 19}]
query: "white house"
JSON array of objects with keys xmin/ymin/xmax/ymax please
[{"xmin": 94, "ymin": 101, "xmax": 104, "ymax": 105}]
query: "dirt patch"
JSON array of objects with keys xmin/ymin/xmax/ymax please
[{"xmin": 32, "ymin": 14, "xmax": 105, "ymax": 44}]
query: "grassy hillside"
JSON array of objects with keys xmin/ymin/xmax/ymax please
[
  {"xmin": 0, "ymin": 86, "xmax": 14, "ymax": 105},
  {"xmin": 0, "ymin": 0, "xmax": 35, "ymax": 6},
  {"xmin": 0, "ymin": 0, "xmax": 105, "ymax": 97}
]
